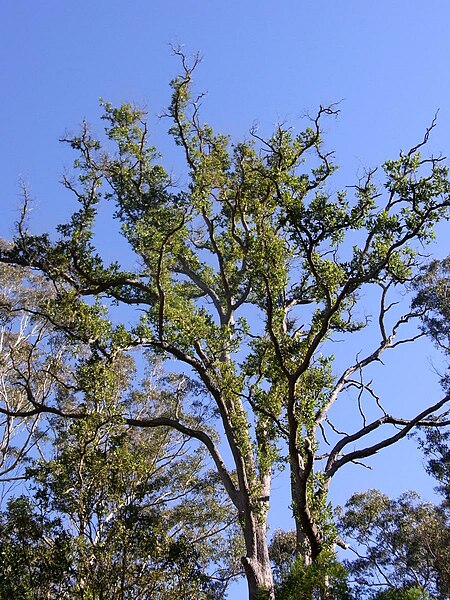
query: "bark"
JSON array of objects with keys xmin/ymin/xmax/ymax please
[{"xmin": 241, "ymin": 520, "xmax": 275, "ymax": 600}]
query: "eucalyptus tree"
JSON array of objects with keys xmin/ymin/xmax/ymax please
[
  {"xmin": 2, "ymin": 52, "xmax": 450, "ymax": 598},
  {"xmin": 0, "ymin": 255, "xmax": 238, "ymax": 598},
  {"xmin": 412, "ymin": 255, "xmax": 450, "ymax": 504},
  {"xmin": 0, "ymin": 257, "xmax": 61, "ymax": 483},
  {"xmin": 26, "ymin": 376, "xmax": 238, "ymax": 599},
  {"xmin": 0, "ymin": 411, "xmax": 236, "ymax": 599},
  {"xmin": 338, "ymin": 490, "xmax": 450, "ymax": 599}
]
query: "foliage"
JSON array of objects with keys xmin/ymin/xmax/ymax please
[
  {"xmin": 338, "ymin": 490, "xmax": 450, "ymax": 599},
  {"xmin": 413, "ymin": 255, "xmax": 450, "ymax": 502},
  {"xmin": 270, "ymin": 531, "xmax": 350, "ymax": 599},
  {"xmin": 0, "ymin": 410, "xmax": 237, "ymax": 599},
  {"xmin": 0, "ymin": 258, "xmax": 237, "ymax": 597},
  {"xmin": 419, "ymin": 427, "xmax": 450, "ymax": 508},
  {"xmin": 2, "ymin": 52, "xmax": 450, "ymax": 598},
  {"xmin": 0, "ymin": 259, "xmax": 61, "ymax": 480},
  {"xmin": 0, "ymin": 496, "xmax": 71, "ymax": 599},
  {"xmin": 275, "ymin": 554, "xmax": 350, "ymax": 600},
  {"xmin": 413, "ymin": 256, "xmax": 450, "ymax": 366},
  {"xmin": 270, "ymin": 530, "xmax": 299, "ymax": 586},
  {"xmin": 372, "ymin": 588, "xmax": 434, "ymax": 600}
]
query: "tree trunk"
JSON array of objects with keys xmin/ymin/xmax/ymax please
[{"xmin": 241, "ymin": 520, "xmax": 275, "ymax": 600}]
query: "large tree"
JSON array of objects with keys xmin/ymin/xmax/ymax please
[{"xmin": 2, "ymin": 53, "xmax": 450, "ymax": 598}]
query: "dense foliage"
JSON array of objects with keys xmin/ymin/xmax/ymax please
[{"xmin": 0, "ymin": 406, "xmax": 238, "ymax": 599}]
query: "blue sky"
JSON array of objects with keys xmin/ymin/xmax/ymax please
[{"xmin": 2, "ymin": 1, "xmax": 450, "ymax": 595}]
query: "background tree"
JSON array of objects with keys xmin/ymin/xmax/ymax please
[
  {"xmin": 338, "ymin": 489, "xmax": 450, "ymax": 599},
  {"xmin": 419, "ymin": 427, "xmax": 450, "ymax": 510},
  {"xmin": 0, "ymin": 258, "xmax": 239, "ymax": 598},
  {"xmin": 335, "ymin": 258, "xmax": 450, "ymax": 600},
  {"xmin": 0, "ymin": 385, "xmax": 239, "ymax": 599},
  {"xmin": 2, "ymin": 53, "xmax": 450, "ymax": 598},
  {"xmin": 270, "ymin": 530, "xmax": 350, "ymax": 600},
  {"xmin": 0, "ymin": 495, "xmax": 71, "ymax": 599},
  {"xmin": 0, "ymin": 255, "xmax": 67, "ymax": 485},
  {"xmin": 413, "ymin": 255, "xmax": 450, "ymax": 504}
]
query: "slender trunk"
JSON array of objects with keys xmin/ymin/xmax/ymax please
[
  {"xmin": 218, "ymin": 318, "xmax": 275, "ymax": 598},
  {"xmin": 289, "ymin": 448, "xmax": 323, "ymax": 562},
  {"xmin": 287, "ymin": 381, "xmax": 323, "ymax": 564}
]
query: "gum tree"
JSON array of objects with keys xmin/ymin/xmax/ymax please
[
  {"xmin": 2, "ymin": 53, "xmax": 450, "ymax": 598},
  {"xmin": 339, "ymin": 490, "xmax": 450, "ymax": 598},
  {"xmin": 0, "ymin": 257, "xmax": 60, "ymax": 482},
  {"xmin": 0, "ymin": 259, "xmax": 238, "ymax": 598},
  {"xmin": 0, "ymin": 415, "xmax": 236, "ymax": 599}
]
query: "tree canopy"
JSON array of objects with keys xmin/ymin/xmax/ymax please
[
  {"xmin": 0, "ymin": 412, "xmax": 237, "ymax": 599},
  {"xmin": 1, "ymin": 53, "xmax": 450, "ymax": 599},
  {"xmin": 338, "ymin": 489, "xmax": 450, "ymax": 599}
]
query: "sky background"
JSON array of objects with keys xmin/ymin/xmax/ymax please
[{"xmin": 2, "ymin": 2, "xmax": 450, "ymax": 596}]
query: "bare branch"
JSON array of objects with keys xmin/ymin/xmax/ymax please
[{"xmin": 325, "ymin": 393, "xmax": 450, "ymax": 478}]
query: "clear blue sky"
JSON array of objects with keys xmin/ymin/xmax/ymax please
[{"xmin": 1, "ymin": 1, "xmax": 450, "ymax": 595}]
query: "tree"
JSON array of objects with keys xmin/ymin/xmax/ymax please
[
  {"xmin": 0, "ymin": 255, "xmax": 70, "ymax": 486},
  {"xmin": 0, "ymin": 259, "xmax": 239, "ymax": 598},
  {"xmin": 0, "ymin": 495, "xmax": 71, "ymax": 599},
  {"xmin": 338, "ymin": 489, "xmax": 450, "ymax": 599},
  {"xmin": 2, "ymin": 51, "xmax": 450, "ymax": 598},
  {"xmin": 0, "ymin": 387, "xmax": 239, "ymax": 598},
  {"xmin": 412, "ymin": 255, "xmax": 450, "ymax": 505},
  {"xmin": 335, "ymin": 251, "xmax": 450, "ymax": 600}
]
